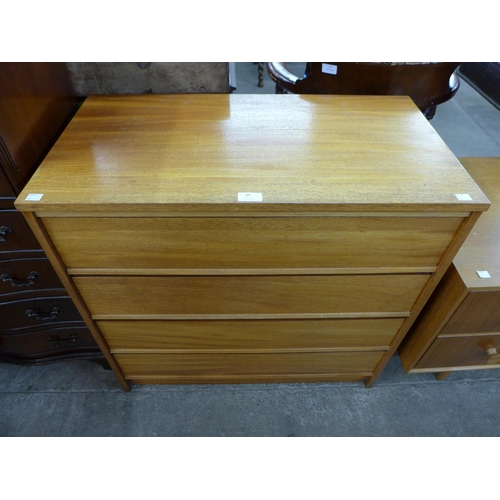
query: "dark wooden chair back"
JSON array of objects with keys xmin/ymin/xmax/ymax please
[{"xmin": 267, "ymin": 62, "xmax": 461, "ymax": 119}]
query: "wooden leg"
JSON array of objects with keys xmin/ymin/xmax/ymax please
[
  {"xmin": 435, "ymin": 371, "xmax": 452, "ymax": 381},
  {"xmin": 422, "ymin": 106, "xmax": 437, "ymax": 120},
  {"xmin": 258, "ymin": 63, "xmax": 264, "ymax": 88}
]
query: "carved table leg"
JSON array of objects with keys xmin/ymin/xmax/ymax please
[{"xmin": 258, "ymin": 63, "xmax": 265, "ymax": 87}]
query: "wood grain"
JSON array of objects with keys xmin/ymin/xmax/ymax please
[
  {"xmin": 398, "ymin": 159, "xmax": 500, "ymax": 376},
  {"xmin": 0, "ymin": 62, "xmax": 77, "ymax": 191},
  {"xmin": 73, "ymin": 274, "xmax": 430, "ymax": 317},
  {"xmin": 368, "ymin": 211, "xmax": 484, "ymax": 382},
  {"xmin": 398, "ymin": 264, "xmax": 469, "ymax": 372},
  {"xmin": 15, "ymin": 94, "xmax": 489, "ymax": 214},
  {"xmin": 415, "ymin": 334, "xmax": 500, "ymax": 368},
  {"xmin": 440, "ymin": 290, "xmax": 500, "ymax": 335},
  {"xmin": 454, "ymin": 157, "xmax": 500, "ymax": 289},
  {"xmin": 13, "ymin": 98, "xmax": 490, "ymax": 388},
  {"xmin": 21, "ymin": 212, "xmax": 130, "ymax": 390},
  {"xmin": 115, "ymin": 351, "xmax": 384, "ymax": 377},
  {"xmin": 42, "ymin": 216, "xmax": 463, "ymax": 270},
  {"xmin": 98, "ymin": 318, "xmax": 404, "ymax": 352}
]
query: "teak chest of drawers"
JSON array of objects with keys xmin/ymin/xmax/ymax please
[
  {"xmin": 15, "ymin": 94, "xmax": 489, "ymax": 390},
  {"xmin": 399, "ymin": 157, "xmax": 500, "ymax": 378}
]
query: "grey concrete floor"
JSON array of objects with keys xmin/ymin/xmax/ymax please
[{"xmin": 2, "ymin": 63, "xmax": 500, "ymax": 438}]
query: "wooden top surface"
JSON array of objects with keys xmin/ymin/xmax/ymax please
[
  {"xmin": 15, "ymin": 94, "xmax": 489, "ymax": 213},
  {"xmin": 454, "ymin": 158, "xmax": 500, "ymax": 290}
]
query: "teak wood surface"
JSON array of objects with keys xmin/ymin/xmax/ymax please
[
  {"xmin": 453, "ymin": 158, "xmax": 500, "ymax": 289},
  {"xmin": 415, "ymin": 334, "xmax": 500, "ymax": 369},
  {"xmin": 14, "ymin": 96, "xmax": 490, "ymax": 388},
  {"xmin": 15, "ymin": 94, "xmax": 489, "ymax": 214},
  {"xmin": 115, "ymin": 351, "xmax": 384, "ymax": 378},
  {"xmin": 73, "ymin": 274, "xmax": 429, "ymax": 317},
  {"xmin": 98, "ymin": 318, "xmax": 404, "ymax": 352},
  {"xmin": 42, "ymin": 216, "xmax": 462, "ymax": 271}
]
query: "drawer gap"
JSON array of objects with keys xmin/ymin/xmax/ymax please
[
  {"xmin": 110, "ymin": 347, "xmax": 390, "ymax": 354},
  {"xmin": 68, "ymin": 267, "xmax": 437, "ymax": 276},
  {"xmin": 93, "ymin": 312, "xmax": 411, "ymax": 321}
]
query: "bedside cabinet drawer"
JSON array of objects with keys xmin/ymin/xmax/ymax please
[
  {"xmin": 74, "ymin": 274, "xmax": 429, "ymax": 317},
  {"xmin": 415, "ymin": 334, "xmax": 500, "ymax": 369},
  {"xmin": 441, "ymin": 291, "xmax": 500, "ymax": 335},
  {"xmin": 98, "ymin": 318, "xmax": 405, "ymax": 351},
  {"xmin": 43, "ymin": 216, "xmax": 463, "ymax": 270}
]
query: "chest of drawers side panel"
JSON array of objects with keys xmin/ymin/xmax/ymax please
[
  {"xmin": 371, "ymin": 211, "xmax": 483, "ymax": 382},
  {"xmin": 398, "ymin": 264, "xmax": 469, "ymax": 371}
]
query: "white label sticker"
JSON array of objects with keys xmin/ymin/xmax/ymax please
[
  {"xmin": 25, "ymin": 194, "xmax": 44, "ymax": 201},
  {"xmin": 455, "ymin": 193, "xmax": 472, "ymax": 201},
  {"xmin": 238, "ymin": 192, "xmax": 263, "ymax": 202},
  {"xmin": 322, "ymin": 63, "xmax": 338, "ymax": 75},
  {"xmin": 477, "ymin": 270, "xmax": 491, "ymax": 278}
]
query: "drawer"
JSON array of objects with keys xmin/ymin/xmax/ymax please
[
  {"xmin": 441, "ymin": 291, "xmax": 500, "ymax": 335},
  {"xmin": 1, "ymin": 210, "xmax": 42, "ymax": 252},
  {"xmin": 0, "ymin": 167, "xmax": 16, "ymax": 198},
  {"xmin": 115, "ymin": 351, "xmax": 385, "ymax": 379},
  {"xmin": 0, "ymin": 296, "xmax": 83, "ymax": 332},
  {"xmin": 99, "ymin": 318, "xmax": 404, "ymax": 352},
  {"xmin": 0, "ymin": 258, "xmax": 64, "ymax": 298},
  {"xmin": 42, "ymin": 216, "xmax": 463, "ymax": 270},
  {"xmin": 74, "ymin": 274, "xmax": 429, "ymax": 317},
  {"xmin": 0, "ymin": 324, "xmax": 97, "ymax": 357},
  {"xmin": 415, "ymin": 334, "xmax": 500, "ymax": 369}
]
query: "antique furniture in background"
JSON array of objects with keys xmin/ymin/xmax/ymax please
[
  {"xmin": 399, "ymin": 157, "xmax": 500, "ymax": 379},
  {"xmin": 0, "ymin": 63, "xmax": 104, "ymax": 365},
  {"xmin": 458, "ymin": 63, "xmax": 500, "ymax": 111},
  {"xmin": 267, "ymin": 62, "xmax": 461, "ymax": 119},
  {"xmin": 65, "ymin": 62, "xmax": 231, "ymax": 95},
  {"xmin": 15, "ymin": 94, "xmax": 488, "ymax": 390}
]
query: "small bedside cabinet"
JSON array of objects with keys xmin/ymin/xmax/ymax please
[{"xmin": 399, "ymin": 157, "xmax": 500, "ymax": 379}]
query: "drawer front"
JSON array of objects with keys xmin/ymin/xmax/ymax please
[
  {"xmin": 115, "ymin": 351, "xmax": 385, "ymax": 378},
  {"xmin": 441, "ymin": 291, "xmax": 500, "ymax": 335},
  {"xmin": 74, "ymin": 274, "xmax": 429, "ymax": 317},
  {"xmin": 99, "ymin": 318, "xmax": 404, "ymax": 351},
  {"xmin": 415, "ymin": 334, "xmax": 500, "ymax": 369},
  {"xmin": 0, "ymin": 258, "xmax": 64, "ymax": 298},
  {"xmin": 0, "ymin": 168, "xmax": 16, "ymax": 198},
  {"xmin": 43, "ymin": 216, "xmax": 463, "ymax": 270},
  {"xmin": 0, "ymin": 210, "xmax": 42, "ymax": 252},
  {"xmin": 0, "ymin": 325, "xmax": 97, "ymax": 357},
  {"xmin": 0, "ymin": 296, "xmax": 83, "ymax": 331}
]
